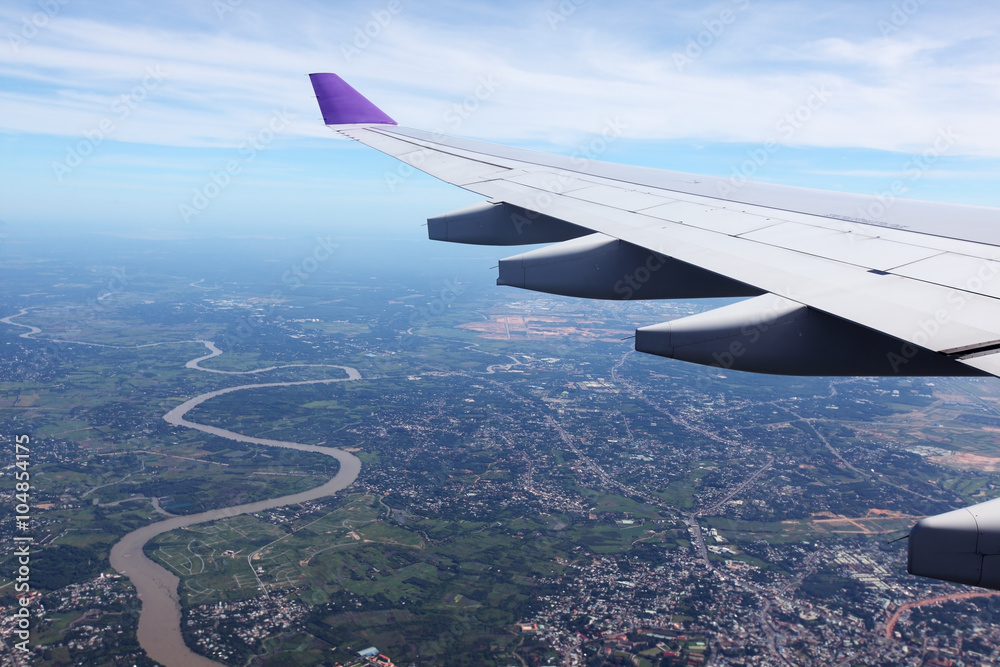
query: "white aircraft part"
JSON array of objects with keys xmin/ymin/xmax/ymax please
[
  {"xmin": 313, "ymin": 74, "xmax": 1000, "ymax": 592},
  {"xmin": 909, "ymin": 497, "xmax": 1000, "ymax": 590},
  {"xmin": 497, "ymin": 233, "xmax": 762, "ymax": 300},
  {"xmin": 634, "ymin": 294, "xmax": 984, "ymax": 376},
  {"xmin": 426, "ymin": 201, "xmax": 588, "ymax": 246},
  {"xmin": 738, "ymin": 221, "xmax": 943, "ymax": 272},
  {"xmin": 336, "ymin": 124, "xmax": 1000, "ymax": 372}
]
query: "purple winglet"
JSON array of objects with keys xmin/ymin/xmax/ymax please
[{"xmin": 308, "ymin": 73, "xmax": 397, "ymax": 126}]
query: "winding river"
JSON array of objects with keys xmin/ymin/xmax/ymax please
[
  {"xmin": 109, "ymin": 365, "xmax": 363, "ymax": 667},
  {"xmin": 1, "ymin": 311, "xmax": 363, "ymax": 667}
]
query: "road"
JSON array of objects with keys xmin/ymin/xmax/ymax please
[{"xmin": 884, "ymin": 590, "xmax": 1000, "ymax": 640}]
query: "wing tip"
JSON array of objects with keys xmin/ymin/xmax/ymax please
[{"xmin": 308, "ymin": 73, "xmax": 397, "ymax": 126}]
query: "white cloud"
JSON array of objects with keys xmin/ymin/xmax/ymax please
[{"xmin": 1, "ymin": 1, "xmax": 999, "ymax": 154}]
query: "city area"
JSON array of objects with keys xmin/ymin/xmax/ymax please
[{"xmin": 3, "ymin": 235, "xmax": 1000, "ymax": 666}]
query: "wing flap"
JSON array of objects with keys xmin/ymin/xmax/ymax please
[
  {"xmin": 640, "ymin": 202, "xmax": 782, "ymax": 236},
  {"xmin": 893, "ymin": 253, "xmax": 1000, "ymax": 299},
  {"xmin": 738, "ymin": 222, "xmax": 944, "ymax": 271},
  {"xmin": 504, "ymin": 171, "xmax": 600, "ymax": 193},
  {"xmin": 564, "ymin": 184, "xmax": 674, "ymax": 211}
]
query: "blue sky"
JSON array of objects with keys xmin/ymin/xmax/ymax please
[{"xmin": 1, "ymin": 0, "xmax": 999, "ymax": 240}]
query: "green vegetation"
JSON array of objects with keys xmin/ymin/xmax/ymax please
[
  {"xmin": 25, "ymin": 545, "xmax": 104, "ymax": 590},
  {"xmin": 6, "ymin": 236, "xmax": 1000, "ymax": 665}
]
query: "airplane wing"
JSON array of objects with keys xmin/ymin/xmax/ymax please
[{"xmin": 308, "ymin": 72, "xmax": 1000, "ymax": 589}]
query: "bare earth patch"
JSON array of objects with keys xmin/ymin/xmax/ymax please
[{"xmin": 930, "ymin": 451, "xmax": 1000, "ymax": 472}]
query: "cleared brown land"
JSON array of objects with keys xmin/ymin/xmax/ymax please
[
  {"xmin": 929, "ymin": 451, "xmax": 1000, "ymax": 472},
  {"xmin": 458, "ymin": 314, "xmax": 630, "ymax": 341},
  {"xmin": 806, "ymin": 510, "xmax": 922, "ymax": 535}
]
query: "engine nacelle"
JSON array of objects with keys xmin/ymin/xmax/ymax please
[
  {"xmin": 497, "ymin": 233, "xmax": 763, "ymax": 300},
  {"xmin": 909, "ymin": 497, "xmax": 1000, "ymax": 590},
  {"xmin": 427, "ymin": 201, "xmax": 589, "ymax": 246},
  {"xmin": 634, "ymin": 294, "xmax": 986, "ymax": 376}
]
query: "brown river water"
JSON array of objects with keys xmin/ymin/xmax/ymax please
[{"xmin": 109, "ymin": 364, "xmax": 363, "ymax": 666}]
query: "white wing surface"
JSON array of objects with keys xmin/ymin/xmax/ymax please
[
  {"xmin": 309, "ymin": 74, "xmax": 1000, "ymax": 379},
  {"xmin": 309, "ymin": 72, "xmax": 1000, "ymax": 591}
]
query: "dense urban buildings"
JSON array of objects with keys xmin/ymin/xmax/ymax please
[{"xmin": 3, "ymin": 235, "xmax": 1000, "ymax": 665}]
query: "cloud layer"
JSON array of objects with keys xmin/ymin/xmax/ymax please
[{"xmin": 1, "ymin": 0, "xmax": 998, "ymax": 233}]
